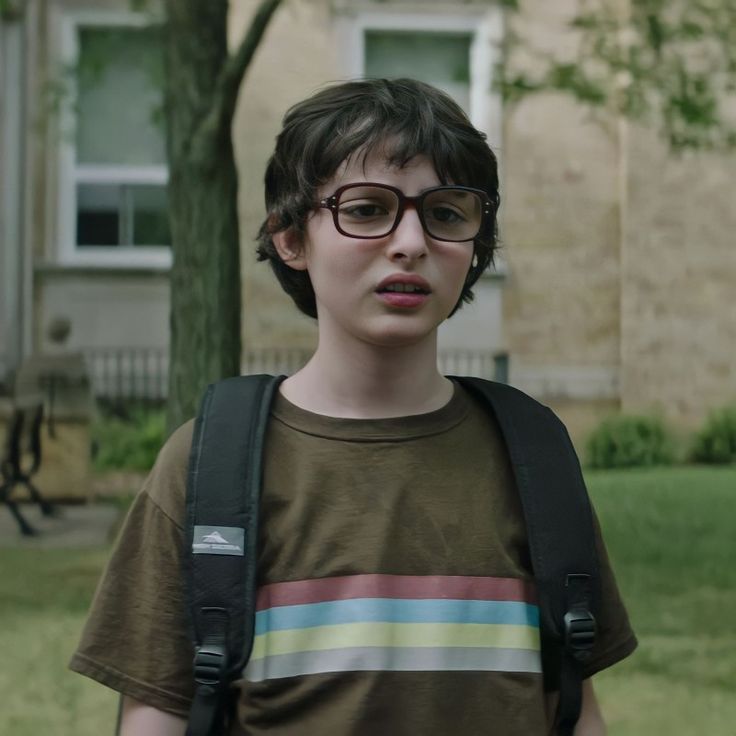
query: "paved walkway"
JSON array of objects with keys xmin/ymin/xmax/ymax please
[{"xmin": 0, "ymin": 502, "xmax": 121, "ymax": 548}]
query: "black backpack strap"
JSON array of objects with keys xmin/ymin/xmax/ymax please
[
  {"xmin": 453, "ymin": 377, "xmax": 600, "ymax": 736},
  {"xmin": 183, "ymin": 374, "xmax": 284, "ymax": 736}
]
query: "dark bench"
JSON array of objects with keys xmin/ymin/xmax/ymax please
[{"xmin": 0, "ymin": 403, "xmax": 55, "ymax": 536}]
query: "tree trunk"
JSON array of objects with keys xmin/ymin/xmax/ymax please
[{"xmin": 163, "ymin": 0, "xmax": 282, "ymax": 432}]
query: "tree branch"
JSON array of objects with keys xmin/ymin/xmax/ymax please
[
  {"xmin": 219, "ymin": 0, "xmax": 283, "ymax": 127},
  {"xmin": 190, "ymin": 0, "xmax": 282, "ymax": 162}
]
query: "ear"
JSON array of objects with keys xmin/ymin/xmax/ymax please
[{"xmin": 272, "ymin": 227, "xmax": 308, "ymax": 271}]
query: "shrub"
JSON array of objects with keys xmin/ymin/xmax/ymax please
[
  {"xmin": 586, "ymin": 414, "xmax": 675, "ymax": 469},
  {"xmin": 691, "ymin": 406, "xmax": 736, "ymax": 464},
  {"xmin": 92, "ymin": 408, "xmax": 166, "ymax": 472}
]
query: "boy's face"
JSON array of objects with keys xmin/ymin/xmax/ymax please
[{"xmin": 275, "ymin": 149, "xmax": 475, "ymax": 350}]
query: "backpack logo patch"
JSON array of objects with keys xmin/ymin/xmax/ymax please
[{"xmin": 192, "ymin": 525, "xmax": 245, "ymax": 556}]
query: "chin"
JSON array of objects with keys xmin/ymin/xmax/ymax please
[{"xmin": 360, "ymin": 320, "xmax": 440, "ymax": 349}]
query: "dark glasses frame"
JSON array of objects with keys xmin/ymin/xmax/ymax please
[{"xmin": 317, "ymin": 182, "xmax": 494, "ymax": 242}]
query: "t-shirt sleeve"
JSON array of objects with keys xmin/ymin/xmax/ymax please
[
  {"xmin": 582, "ymin": 508, "xmax": 638, "ymax": 678},
  {"xmin": 69, "ymin": 420, "xmax": 195, "ymax": 717}
]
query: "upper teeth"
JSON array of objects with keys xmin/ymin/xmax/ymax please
[{"xmin": 383, "ymin": 284, "xmax": 425, "ymax": 293}]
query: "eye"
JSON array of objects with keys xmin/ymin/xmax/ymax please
[
  {"xmin": 339, "ymin": 200, "xmax": 392, "ymax": 220},
  {"xmin": 426, "ymin": 205, "xmax": 467, "ymax": 224}
]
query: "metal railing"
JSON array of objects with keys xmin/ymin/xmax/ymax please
[
  {"xmin": 241, "ymin": 348, "xmax": 313, "ymax": 377},
  {"xmin": 83, "ymin": 347, "xmax": 169, "ymax": 403},
  {"xmin": 82, "ymin": 347, "xmax": 509, "ymax": 403},
  {"xmin": 439, "ymin": 350, "xmax": 507, "ymax": 381}
]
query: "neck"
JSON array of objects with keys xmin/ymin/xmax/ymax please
[{"xmin": 280, "ymin": 331, "xmax": 453, "ymax": 419}]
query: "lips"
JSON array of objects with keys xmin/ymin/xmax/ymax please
[
  {"xmin": 375, "ymin": 274, "xmax": 431, "ymax": 309},
  {"xmin": 375, "ymin": 274, "xmax": 431, "ymax": 295}
]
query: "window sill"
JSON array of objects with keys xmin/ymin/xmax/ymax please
[
  {"xmin": 36, "ymin": 259, "xmax": 171, "ymax": 278},
  {"xmin": 47, "ymin": 247, "xmax": 172, "ymax": 273}
]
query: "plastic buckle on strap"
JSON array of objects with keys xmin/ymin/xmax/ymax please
[
  {"xmin": 193, "ymin": 643, "xmax": 227, "ymax": 687},
  {"xmin": 563, "ymin": 608, "xmax": 596, "ymax": 662}
]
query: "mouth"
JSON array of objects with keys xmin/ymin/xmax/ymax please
[
  {"xmin": 375, "ymin": 275, "xmax": 432, "ymax": 295},
  {"xmin": 375, "ymin": 283, "xmax": 430, "ymax": 295},
  {"xmin": 374, "ymin": 277, "xmax": 432, "ymax": 309}
]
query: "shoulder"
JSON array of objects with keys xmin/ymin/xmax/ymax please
[
  {"xmin": 142, "ymin": 419, "xmax": 195, "ymax": 526},
  {"xmin": 453, "ymin": 376, "xmax": 556, "ymax": 413}
]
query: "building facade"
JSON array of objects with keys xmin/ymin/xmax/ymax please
[{"xmin": 1, "ymin": 0, "xmax": 734, "ymax": 442}]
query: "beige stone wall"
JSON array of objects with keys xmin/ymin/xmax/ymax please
[
  {"xmin": 621, "ymin": 126, "xmax": 736, "ymax": 427},
  {"xmin": 502, "ymin": 0, "xmax": 736, "ymax": 435},
  {"xmin": 502, "ymin": 90, "xmax": 622, "ymax": 399},
  {"xmin": 502, "ymin": 1, "xmax": 622, "ymax": 410},
  {"xmin": 38, "ymin": 270, "xmax": 170, "ymax": 351},
  {"xmin": 231, "ymin": 0, "xmax": 336, "ymax": 352}
]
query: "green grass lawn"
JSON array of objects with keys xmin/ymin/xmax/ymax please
[
  {"xmin": 588, "ymin": 466, "xmax": 736, "ymax": 735},
  {"xmin": 0, "ymin": 466, "xmax": 734, "ymax": 735},
  {"xmin": 0, "ymin": 546, "xmax": 119, "ymax": 734}
]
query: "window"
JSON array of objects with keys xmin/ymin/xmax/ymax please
[
  {"xmin": 76, "ymin": 182, "xmax": 170, "ymax": 247},
  {"xmin": 364, "ymin": 30, "xmax": 472, "ymax": 112},
  {"xmin": 334, "ymin": 7, "xmax": 503, "ymax": 145},
  {"xmin": 56, "ymin": 12, "xmax": 170, "ymax": 267}
]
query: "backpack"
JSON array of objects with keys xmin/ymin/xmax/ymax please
[{"xmin": 183, "ymin": 374, "xmax": 599, "ymax": 736}]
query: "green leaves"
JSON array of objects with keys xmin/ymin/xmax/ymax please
[
  {"xmin": 546, "ymin": 63, "xmax": 608, "ymax": 105},
  {"xmin": 691, "ymin": 406, "xmax": 736, "ymax": 464},
  {"xmin": 586, "ymin": 415, "xmax": 676, "ymax": 469},
  {"xmin": 499, "ymin": 0, "xmax": 736, "ymax": 151}
]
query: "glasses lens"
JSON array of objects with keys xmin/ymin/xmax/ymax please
[
  {"xmin": 336, "ymin": 186, "xmax": 399, "ymax": 237},
  {"xmin": 422, "ymin": 189, "xmax": 482, "ymax": 241}
]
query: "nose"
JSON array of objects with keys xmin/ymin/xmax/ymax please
[{"xmin": 385, "ymin": 204, "xmax": 429, "ymax": 261}]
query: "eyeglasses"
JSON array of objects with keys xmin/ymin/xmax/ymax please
[{"xmin": 317, "ymin": 182, "xmax": 493, "ymax": 242}]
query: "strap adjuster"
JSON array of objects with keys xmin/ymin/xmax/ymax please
[
  {"xmin": 193, "ymin": 643, "xmax": 227, "ymax": 687},
  {"xmin": 563, "ymin": 608, "xmax": 596, "ymax": 662}
]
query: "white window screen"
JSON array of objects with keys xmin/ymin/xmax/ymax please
[
  {"xmin": 364, "ymin": 31, "xmax": 472, "ymax": 112},
  {"xmin": 76, "ymin": 26, "xmax": 165, "ymax": 165},
  {"xmin": 74, "ymin": 25, "xmax": 169, "ymax": 249}
]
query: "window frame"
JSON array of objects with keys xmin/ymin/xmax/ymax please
[
  {"xmin": 333, "ymin": 5, "xmax": 504, "ymax": 149},
  {"xmin": 54, "ymin": 8, "xmax": 171, "ymax": 269}
]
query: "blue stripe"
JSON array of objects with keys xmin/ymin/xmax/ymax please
[{"xmin": 255, "ymin": 598, "xmax": 539, "ymax": 635}]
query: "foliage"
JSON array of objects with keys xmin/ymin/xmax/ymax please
[
  {"xmin": 500, "ymin": 0, "xmax": 736, "ymax": 151},
  {"xmin": 92, "ymin": 408, "xmax": 166, "ymax": 472},
  {"xmin": 691, "ymin": 405, "xmax": 736, "ymax": 464},
  {"xmin": 38, "ymin": 7, "xmax": 165, "ymax": 140},
  {"xmin": 76, "ymin": 25, "xmax": 165, "ymax": 129},
  {"xmin": 586, "ymin": 413, "xmax": 675, "ymax": 468},
  {"xmin": 0, "ymin": 0, "xmax": 22, "ymax": 20}
]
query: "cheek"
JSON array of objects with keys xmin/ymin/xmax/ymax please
[
  {"xmin": 302, "ymin": 239, "xmax": 366, "ymax": 296},
  {"xmin": 443, "ymin": 247, "xmax": 475, "ymax": 286}
]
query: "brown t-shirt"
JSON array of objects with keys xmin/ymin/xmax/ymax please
[{"xmin": 70, "ymin": 384, "xmax": 636, "ymax": 734}]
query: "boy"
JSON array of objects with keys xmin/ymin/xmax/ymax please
[{"xmin": 71, "ymin": 78, "xmax": 636, "ymax": 735}]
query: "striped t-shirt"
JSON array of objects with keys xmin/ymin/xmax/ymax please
[
  {"xmin": 247, "ymin": 573, "xmax": 541, "ymax": 682},
  {"xmin": 71, "ymin": 383, "xmax": 636, "ymax": 735}
]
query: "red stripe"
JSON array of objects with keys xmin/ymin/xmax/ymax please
[{"xmin": 256, "ymin": 574, "xmax": 537, "ymax": 611}]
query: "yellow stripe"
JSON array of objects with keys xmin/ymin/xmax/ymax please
[{"xmin": 250, "ymin": 622, "xmax": 539, "ymax": 660}]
